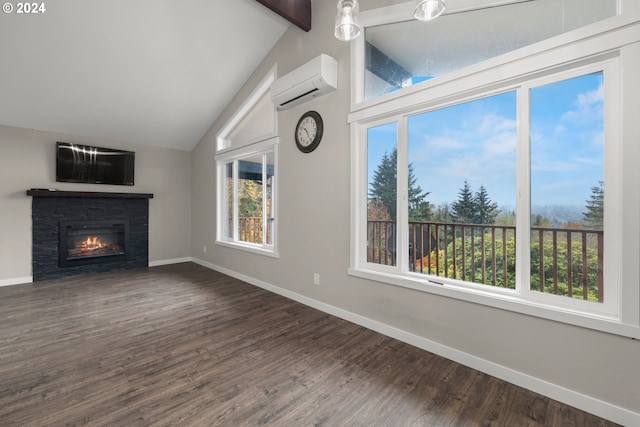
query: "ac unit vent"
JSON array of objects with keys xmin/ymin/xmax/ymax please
[{"xmin": 271, "ymin": 55, "xmax": 337, "ymax": 110}]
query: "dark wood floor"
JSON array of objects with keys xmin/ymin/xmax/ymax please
[{"xmin": 0, "ymin": 263, "xmax": 617, "ymax": 426}]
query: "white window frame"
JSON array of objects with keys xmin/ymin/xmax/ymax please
[
  {"xmin": 216, "ymin": 66, "xmax": 279, "ymax": 257},
  {"xmin": 216, "ymin": 140, "xmax": 278, "ymax": 257},
  {"xmin": 348, "ymin": 2, "xmax": 640, "ymax": 338},
  {"xmin": 517, "ymin": 65, "xmax": 620, "ymax": 317}
]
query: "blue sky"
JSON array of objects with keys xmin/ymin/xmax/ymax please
[{"xmin": 368, "ymin": 72, "xmax": 604, "ymax": 213}]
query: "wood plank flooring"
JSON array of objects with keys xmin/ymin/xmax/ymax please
[{"xmin": 0, "ymin": 263, "xmax": 617, "ymax": 426}]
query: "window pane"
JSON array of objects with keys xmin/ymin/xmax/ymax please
[
  {"xmin": 367, "ymin": 123, "xmax": 398, "ymax": 266},
  {"xmin": 224, "ymin": 162, "xmax": 234, "ymax": 239},
  {"xmin": 265, "ymin": 152, "xmax": 275, "ymax": 246},
  {"xmin": 530, "ymin": 73, "xmax": 604, "ymax": 302},
  {"xmin": 407, "ymin": 92, "xmax": 517, "ymax": 288},
  {"xmin": 365, "ymin": 0, "xmax": 615, "ymax": 100},
  {"xmin": 238, "ymin": 155, "xmax": 264, "ymax": 244},
  {"xmin": 227, "ymin": 91, "xmax": 276, "ymax": 148}
]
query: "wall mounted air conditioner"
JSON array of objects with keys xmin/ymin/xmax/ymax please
[{"xmin": 271, "ymin": 54, "xmax": 338, "ymax": 110}]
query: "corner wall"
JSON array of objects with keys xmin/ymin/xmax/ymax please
[{"xmin": 0, "ymin": 125, "xmax": 192, "ymax": 283}]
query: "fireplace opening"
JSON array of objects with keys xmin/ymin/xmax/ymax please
[{"xmin": 59, "ymin": 220, "xmax": 130, "ymax": 267}]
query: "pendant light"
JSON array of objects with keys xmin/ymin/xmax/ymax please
[
  {"xmin": 334, "ymin": 0, "xmax": 362, "ymax": 42},
  {"xmin": 414, "ymin": 0, "xmax": 446, "ymax": 21},
  {"xmin": 334, "ymin": 0, "xmax": 446, "ymax": 42}
]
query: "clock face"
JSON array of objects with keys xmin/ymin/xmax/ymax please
[
  {"xmin": 295, "ymin": 111, "xmax": 323, "ymax": 153},
  {"xmin": 297, "ymin": 116, "xmax": 317, "ymax": 147}
]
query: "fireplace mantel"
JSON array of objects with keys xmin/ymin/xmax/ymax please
[{"xmin": 27, "ymin": 189, "xmax": 153, "ymax": 199}]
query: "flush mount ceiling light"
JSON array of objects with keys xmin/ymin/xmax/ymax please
[
  {"xmin": 334, "ymin": 0, "xmax": 362, "ymax": 42},
  {"xmin": 335, "ymin": 0, "xmax": 446, "ymax": 41}
]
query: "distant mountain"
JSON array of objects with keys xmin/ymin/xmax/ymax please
[{"xmin": 531, "ymin": 204, "xmax": 583, "ymax": 226}]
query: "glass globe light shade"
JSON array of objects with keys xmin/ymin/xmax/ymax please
[
  {"xmin": 335, "ymin": 0, "xmax": 362, "ymax": 41},
  {"xmin": 414, "ymin": 0, "xmax": 446, "ymax": 21}
]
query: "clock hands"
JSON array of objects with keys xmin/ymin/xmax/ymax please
[{"xmin": 295, "ymin": 111, "xmax": 322, "ymax": 153}]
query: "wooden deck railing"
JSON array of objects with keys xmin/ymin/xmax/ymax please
[
  {"xmin": 367, "ymin": 220, "xmax": 604, "ymax": 302},
  {"xmin": 237, "ymin": 217, "xmax": 271, "ymax": 245}
]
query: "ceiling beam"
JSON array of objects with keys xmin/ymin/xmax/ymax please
[{"xmin": 255, "ymin": 0, "xmax": 311, "ymax": 32}]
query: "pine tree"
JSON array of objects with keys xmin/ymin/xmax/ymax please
[
  {"xmin": 369, "ymin": 148, "xmax": 431, "ymax": 221},
  {"xmin": 451, "ymin": 180, "xmax": 476, "ymax": 223},
  {"xmin": 583, "ymin": 181, "xmax": 604, "ymax": 230},
  {"xmin": 433, "ymin": 202, "xmax": 453, "ymax": 223},
  {"xmin": 369, "ymin": 150, "xmax": 398, "ymax": 220},
  {"xmin": 238, "ymin": 179, "xmax": 262, "ymax": 217},
  {"xmin": 474, "ymin": 184, "xmax": 500, "ymax": 224},
  {"xmin": 408, "ymin": 162, "xmax": 432, "ymax": 221}
]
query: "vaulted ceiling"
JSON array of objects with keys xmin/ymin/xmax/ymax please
[{"xmin": 0, "ymin": 0, "xmax": 294, "ymax": 151}]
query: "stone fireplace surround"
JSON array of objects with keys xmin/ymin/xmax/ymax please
[{"xmin": 27, "ymin": 190, "xmax": 153, "ymax": 281}]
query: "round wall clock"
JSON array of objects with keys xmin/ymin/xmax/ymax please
[{"xmin": 295, "ymin": 111, "xmax": 323, "ymax": 153}]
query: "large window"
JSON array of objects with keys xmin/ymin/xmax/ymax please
[
  {"xmin": 361, "ymin": 70, "xmax": 610, "ymax": 307},
  {"xmin": 216, "ymin": 67, "xmax": 278, "ymax": 256},
  {"xmin": 529, "ymin": 73, "xmax": 605, "ymax": 301},
  {"xmin": 220, "ymin": 144, "xmax": 276, "ymax": 251},
  {"xmin": 350, "ymin": 1, "xmax": 640, "ymax": 336},
  {"xmin": 404, "ymin": 91, "xmax": 517, "ymax": 288}
]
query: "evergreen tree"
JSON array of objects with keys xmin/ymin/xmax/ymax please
[
  {"xmin": 583, "ymin": 181, "xmax": 604, "ymax": 230},
  {"xmin": 369, "ymin": 150, "xmax": 397, "ymax": 220},
  {"xmin": 433, "ymin": 202, "xmax": 453, "ymax": 223},
  {"xmin": 451, "ymin": 180, "xmax": 475, "ymax": 223},
  {"xmin": 238, "ymin": 179, "xmax": 262, "ymax": 217},
  {"xmin": 531, "ymin": 214, "xmax": 553, "ymax": 227},
  {"xmin": 369, "ymin": 148, "xmax": 431, "ymax": 221},
  {"xmin": 474, "ymin": 184, "xmax": 500, "ymax": 224},
  {"xmin": 408, "ymin": 162, "xmax": 432, "ymax": 221}
]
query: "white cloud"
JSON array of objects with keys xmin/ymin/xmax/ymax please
[
  {"xmin": 479, "ymin": 113, "xmax": 516, "ymax": 134},
  {"xmin": 560, "ymin": 82, "xmax": 604, "ymax": 124},
  {"xmin": 577, "ymin": 82, "xmax": 604, "ymax": 107},
  {"xmin": 419, "ymin": 114, "xmax": 517, "ymax": 193},
  {"xmin": 422, "ymin": 135, "xmax": 466, "ymax": 151}
]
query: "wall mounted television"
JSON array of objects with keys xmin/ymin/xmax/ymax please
[{"xmin": 56, "ymin": 142, "xmax": 135, "ymax": 186}]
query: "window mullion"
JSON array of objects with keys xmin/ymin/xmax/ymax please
[
  {"xmin": 262, "ymin": 154, "xmax": 267, "ymax": 247},
  {"xmin": 233, "ymin": 159, "xmax": 240, "ymax": 243},
  {"xmin": 397, "ymin": 117, "xmax": 409, "ymax": 273},
  {"xmin": 515, "ymin": 85, "xmax": 531, "ymax": 295},
  {"xmin": 356, "ymin": 122, "xmax": 369, "ymax": 269},
  {"xmin": 270, "ymin": 148, "xmax": 277, "ymax": 249}
]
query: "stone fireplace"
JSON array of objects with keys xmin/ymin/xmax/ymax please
[{"xmin": 28, "ymin": 189, "xmax": 153, "ymax": 281}]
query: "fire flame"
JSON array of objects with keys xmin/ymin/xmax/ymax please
[
  {"xmin": 82, "ymin": 236, "xmax": 105, "ymax": 250},
  {"xmin": 68, "ymin": 235, "xmax": 121, "ymax": 258}
]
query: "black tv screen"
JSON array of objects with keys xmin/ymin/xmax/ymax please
[{"xmin": 56, "ymin": 142, "xmax": 135, "ymax": 186}]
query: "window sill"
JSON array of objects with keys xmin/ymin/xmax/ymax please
[
  {"xmin": 216, "ymin": 240, "xmax": 279, "ymax": 258},
  {"xmin": 348, "ymin": 267, "xmax": 640, "ymax": 339}
]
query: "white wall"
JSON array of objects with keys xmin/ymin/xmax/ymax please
[
  {"xmin": 0, "ymin": 124, "xmax": 191, "ymax": 283},
  {"xmin": 191, "ymin": 0, "xmax": 640, "ymax": 424}
]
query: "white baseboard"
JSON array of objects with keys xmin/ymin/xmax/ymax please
[
  {"xmin": 0, "ymin": 259, "xmax": 191, "ymax": 286},
  {"xmin": 149, "ymin": 257, "xmax": 192, "ymax": 267},
  {"xmin": 0, "ymin": 259, "xmax": 190, "ymax": 286},
  {"xmin": 190, "ymin": 257, "xmax": 639, "ymax": 427},
  {"xmin": 0, "ymin": 276, "xmax": 33, "ymax": 287}
]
